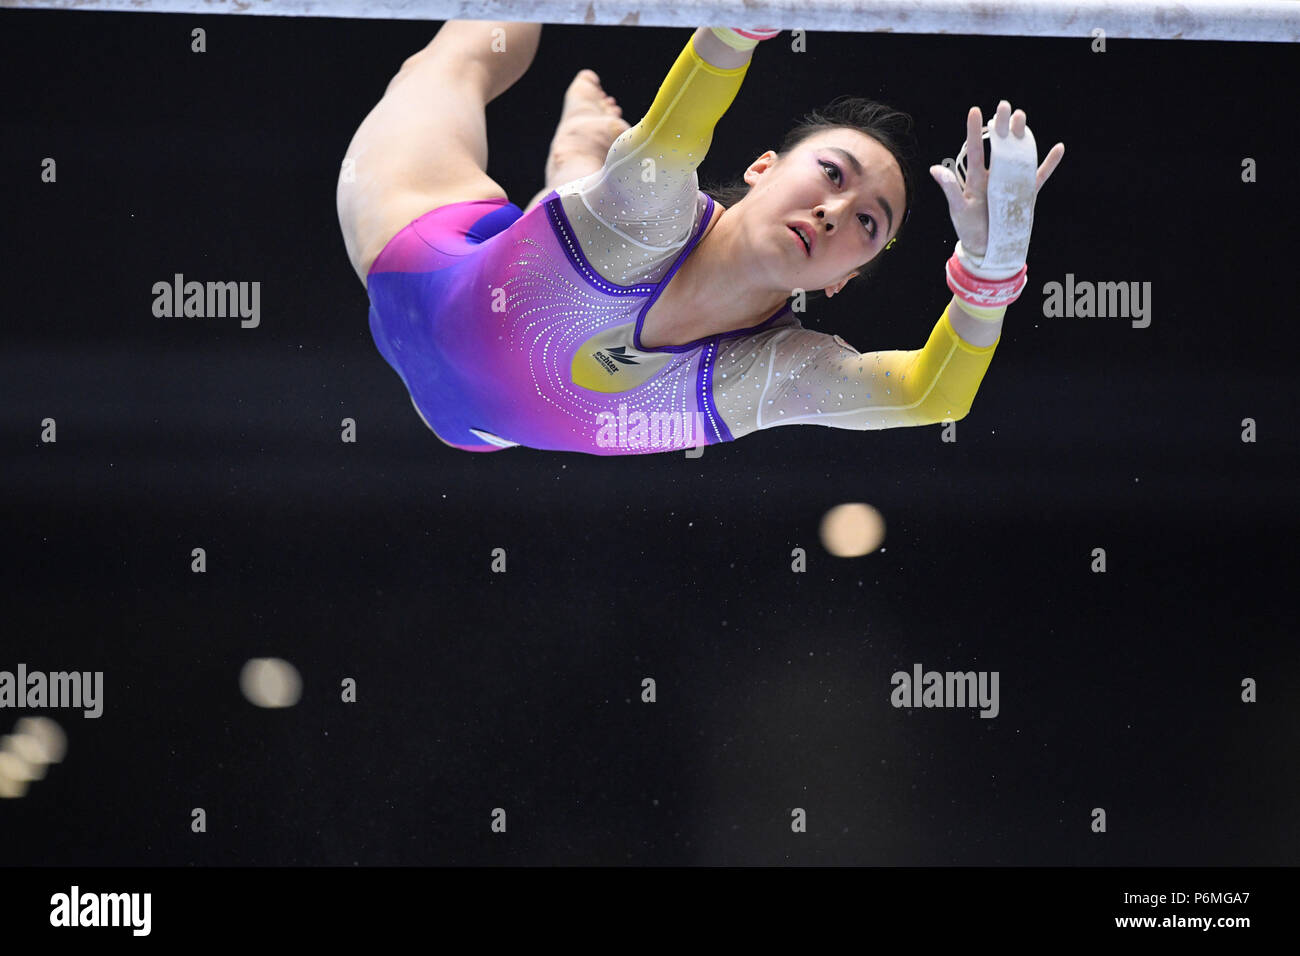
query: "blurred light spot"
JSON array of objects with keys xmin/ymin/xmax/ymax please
[
  {"xmin": 2, "ymin": 734, "xmax": 48, "ymax": 780},
  {"xmin": 0, "ymin": 718, "xmax": 65, "ymax": 798},
  {"xmin": 240, "ymin": 658, "xmax": 303, "ymax": 708},
  {"xmin": 15, "ymin": 717, "xmax": 66, "ymax": 764},
  {"xmin": 0, "ymin": 751, "xmax": 36, "ymax": 792},
  {"xmin": 0, "ymin": 772, "xmax": 28, "ymax": 799},
  {"xmin": 820, "ymin": 502, "xmax": 886, "ymax": 557}
]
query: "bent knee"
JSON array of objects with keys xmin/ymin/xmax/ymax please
[{"xmin": 387, "ymin": 45, "xmax": 491, "ymax": 100}]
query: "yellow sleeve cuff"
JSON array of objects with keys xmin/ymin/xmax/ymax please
[{"xmin": 709, "ymin": 27, "xmax": 762, "ymax": 51}]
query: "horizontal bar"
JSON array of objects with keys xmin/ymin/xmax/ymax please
[{"xmin": 3, "ymin": 0, "xmax": 1297, "ymax": 42}]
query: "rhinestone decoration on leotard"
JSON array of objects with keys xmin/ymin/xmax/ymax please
[{"xmin": 494, "ymin": 232, "xmax": 704, "ymax": 449}]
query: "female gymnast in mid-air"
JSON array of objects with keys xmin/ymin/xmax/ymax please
[{"xmin": 337, "ymin": 21, "xmax": 1065, "ymax": 454}]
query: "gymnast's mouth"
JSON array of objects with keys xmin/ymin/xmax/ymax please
[{"xmin": 788, "ymin": 223, "xmax": 812, "ymax": 256}]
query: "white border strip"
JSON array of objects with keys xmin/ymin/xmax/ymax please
[{"xmin": 2, "ymin": 0, "xmax": 1298, "ymax": 42}]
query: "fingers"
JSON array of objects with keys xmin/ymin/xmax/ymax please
[
  {"xmin": 929, "ymin": 162, "xmax": 958, "ymax": 205},
  {"xmin": 965, "ymin": 99, "xmax": 1054, "ymax": 198},
  {"xmin": 1035, "ymin": 142, "xmax": 1066, "ymax": 194},
  {"xmin": 986, "ymin": 99, "xmax": 1028, "ymax": 137},
  {"xmin": 994, "ymin": 99, "xmax": 1011, "ymax": 137},
  {"xmin": 965, "ymin": 101, "xmax": 1016, "ymax": 190},
  {"xmin": 965, "ymin": 106, "xmax": 986, "ymax": 191}
]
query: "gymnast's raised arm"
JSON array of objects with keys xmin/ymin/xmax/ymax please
[
  {"xmin": 712, "ymin": 100, "xmax": 1065, "ymax": 438},
  {"xmin": 690, "ymin": 26, "xmax": 777, "ymax": 69},
  {"xmin": 585, "ymin": 28, "xmax": 783, "ymax": 222}
]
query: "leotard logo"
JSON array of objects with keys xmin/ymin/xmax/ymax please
[
  {"xmin": 572, "ymin": 325, "xmax": 672, "ymax": 393},
  {"xmin": 603, "ymin": 346, "xmax": 640, "ymax": 365},
  {"xmin": 592, "ymin": 346, "xmax": 641, "ymax": 375}
]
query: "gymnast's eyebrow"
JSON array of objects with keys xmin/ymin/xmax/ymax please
[{"xmin": 827, "ymin": 146, "xmax": 894, "ymax": 237}]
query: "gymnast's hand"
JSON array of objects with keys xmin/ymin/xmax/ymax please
[{"xmin": 928, "ymin": 100, "xmax": 1065, "ymax": 259}]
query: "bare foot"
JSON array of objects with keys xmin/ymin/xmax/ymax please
[{"xmin": 543, "ymin": 69, "xmax": 632, "ymax": 188}]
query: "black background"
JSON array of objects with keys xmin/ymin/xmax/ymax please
[{"xmin": 2, "ymin": 10, "xmax": 1297, "ymax": 866}]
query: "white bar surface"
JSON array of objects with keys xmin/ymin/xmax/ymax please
[{"xmin": 3, "ymin": 0, "xmax": 1298, "ymax": 42}]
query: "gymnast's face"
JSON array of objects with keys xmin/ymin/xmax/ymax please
[{"xmin": 739, "ymin": 128, "xmax": 906, "ymax": 297}]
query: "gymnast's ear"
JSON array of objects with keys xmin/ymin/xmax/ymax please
[
  {"xmin": 743, "ymin": 150, "xmax": 780, "ymax": 185},
  {"xmin": 826, "ymin": 272, "xmax": 859, "ymax": 298}
]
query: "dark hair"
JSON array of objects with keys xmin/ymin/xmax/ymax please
[{"xmin": 701, "ymin": 96, "xmax": 919, "ymax": 302}]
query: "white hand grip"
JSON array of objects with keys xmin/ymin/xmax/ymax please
[{"xmin": 955, "ymin": 120, "xmax": 1038, "ymax": 279}]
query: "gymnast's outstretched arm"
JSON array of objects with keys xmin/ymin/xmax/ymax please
[
  {"xmin": 712, "ymin": 101, "xmax": 1065, "ymax": 437},
  {"xmin": 711, "ymin": 303, "xmax": 1001, "ymax": 435}
]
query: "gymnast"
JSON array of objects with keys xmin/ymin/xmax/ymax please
[{"xmin": 336, "ymin": 21, "xmax": 1065, "ymax": 453}]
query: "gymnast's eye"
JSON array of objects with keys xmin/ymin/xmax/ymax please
[{"xmin": 820, "ymin": 161, "xmax": 878, "ymax": 240}]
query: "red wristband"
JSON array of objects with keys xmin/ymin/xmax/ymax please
[{"xmin": 946, "ymin": 254, "xmax": 1028, "ymax": 308}]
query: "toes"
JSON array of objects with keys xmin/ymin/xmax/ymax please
[{"xmin": 567, "ymin": 70, "xmax": 601, "ymax": 99}]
